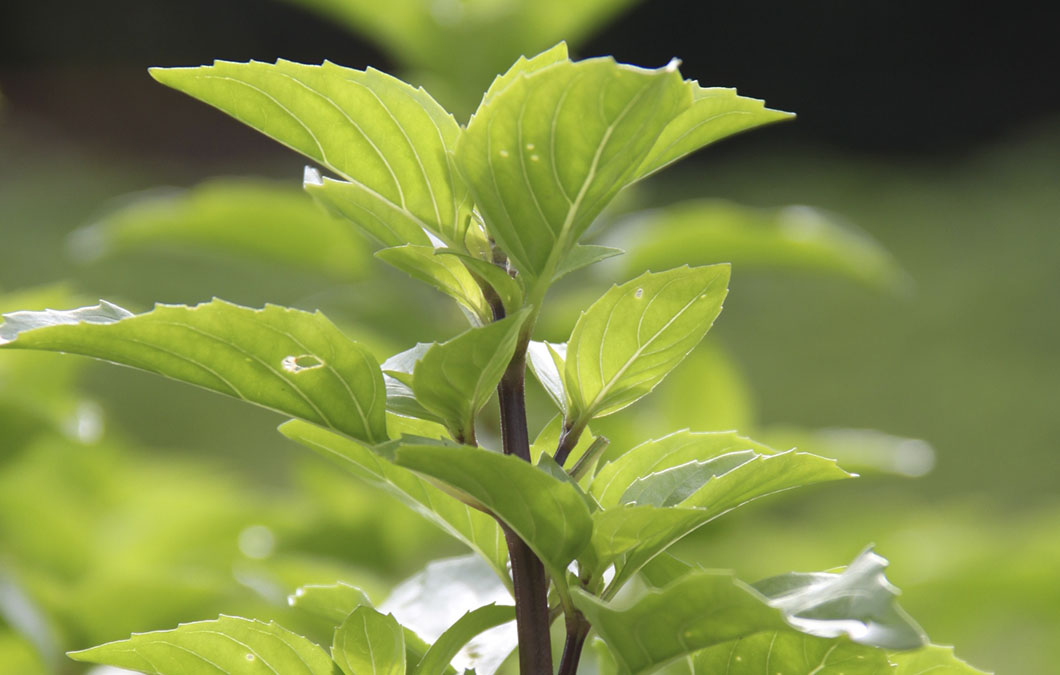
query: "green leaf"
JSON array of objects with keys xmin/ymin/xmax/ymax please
[
  {"xmin": 526, "ymin": 341, "xmax": 568, "ymax": 415},
  {"xmin": 412, "ymin": 310, "xmax": 529, "ymax": 442},
  {"xmin": 436, "ymin": 250, "xmax": 525, "ymax": 315},
  {"xmin": 565, "ymin": 265, "xmax": 729, "ymax": 425},
  {"xmin": 572, "ymin": 570, "xmax": 788, "ymax": 675},
  {"xmin": 375, "ymin": 245, "xmax": 490, "ymax": 322},
  {"xmin": 333, "ymin": 607, "xmax": 404, "ymax": 675},
  {"xmin": 692, "ymin": 633, "xmax": 893, "ymax": 675},
  {"xmin": 554, "ymin": 244, "xmax": 625, "ymax": 281},
  {"xmin": 380, "ymin": 555, "xmax": 516, "ymax": 675},
  {"xmin": 67, "ymin": 615, "xmax": 337, "ymax": 674},
  {"xmin": 0, "ymin": 299, "xmax": 387, "ymax": 444},
  {"xmin": 150, "ymin": 60, "xmax": 470, "ymax": 247},
  {"xmin": 69, "ymin": 178, "xmax": 371, "ymax": 280},
  {"xmin": 279, "ymin": 420, "xmax": 508, "ymax": 585},
  {"xmin": 753, "ymin": 548, "xmax": 926, "ymax": 651},
  {"xmin": 455, "ymin": 53, "xmax": 689, "ymax": 279},
  {"xmin": 619, "ymin": 200, "xmax": 909, "ymax": 292},
  {"xmin": 289, "ymin": 582, "xmax": 371, "ymax": 623},
  {"xmin": 412, "ymin": 605, "xmax": 515, "ymax": 675},
  {"xmin": 381, "ymin": 343, "xmax": 442, "ymax": 422},
  {"xmin": 306, "ymin": 171, "xmax": 433, "ymax": 248},
  {"xmin": 889, "ymin": 645, "xmax": 991, "ymax": 674},
  {"xmin": 575, "ymin": 549, "xmax": 924, "ymax": 675},
  {"xmin": 634, "ymin": 85, "xmax": 793, "ymax": 181},
  {"xmin": 590, "ymin": 430, "xmax": 773, "ymax": 508},
  {"xmin": 618, "ymin": 453, "xmax": 757, "ymax": 507},
  {"xmin": 529, "ymin": 414, "xmax": 601, "ymax": 481},
  {"xmin": 479, "ymin": 42, "xmax": 571, "ymax": 106},
  {"xmin": 392, "ymin": 442, "xmax": 593, "ymax": 581}
]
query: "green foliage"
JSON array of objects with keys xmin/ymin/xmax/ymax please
[{"xmin": 0, "ymin": 43, "xmax": 991, "ymax": 675}]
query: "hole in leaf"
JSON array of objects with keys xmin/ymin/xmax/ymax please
[
  {"xmin": 634, "ymin": 288, "xmax": 644, "ymax": 298},
  {"xmin": 281, "ymin": 354, "xmax": 324, "ymax": 373}
]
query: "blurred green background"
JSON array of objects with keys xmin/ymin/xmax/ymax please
[{"xmin": 1, "ymin": 1, "xmax": 1056, "ymax": 673}]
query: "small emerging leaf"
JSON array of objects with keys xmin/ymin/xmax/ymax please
[
  {"xmin": 333, "ymin": 606, "xmax": 405, "ymax": 675},
  {"xmin": 288, "ymin": 582, "xmax": 370, "ymax": 623},
  {"xmin": 565, "ymin": 265, "xmax": 729, "ymax": 425},
  {"xmin": 376, "ymin": 245, "xmax": 490, "ymax": 322},
  {"xmin": 526, "ymin": 341, "xmax": 568, "ymax": 415},
  {"xmin": 0, "ymin": 300, "xmax": 387, "ymax": 443},
  {"xmin": 413, "ymin": 310, "xmax": 529, "ymax": 442},
  {"xmin": 68, "ymin": 616, "xmax": 335, "ymax": 674}
]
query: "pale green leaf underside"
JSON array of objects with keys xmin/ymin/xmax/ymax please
[
  {"xmin": 889, "ymin": 645, "xmax": 992, "ymax": 674},
  {"xmin": 566, "ymin": 265, "xmax": 730, "ymax": 425},
  {"xmin": 0, "ymin": 300, "xmax": 387, "ymax": 443},
  {"xmin": 71, "ymin": 178, "xmax": 372, "ymax": 280},
  {"xmin": 333, "ymin": 607, "xmax": 404, "ymax": 675},
  {"xmin": 456, "ymin": 54, "xmax": 689, "ymax": 278},
  {"xmin": 621, "ymin": 199, "xmax": 909, "ymax": 292},
  {"xmin": 67, "ymin": 616, "xmax": 336, "ymax": 674},
  {"xmin": 393, "ymin": 442, "xmax": 592, "ymax": 580},
  {"xmin": 634, "ymin": 84, "xmax": 794, "ymax": 181},
  {"xmin": 151, "ymin": 59, "xmax": 469, "ymax": 246},
  {"xmin": 619, "ymin": 453, "xmax": 757, "ymax": 507},
  {"xmin": 412, "ymin": 604, "xmax": 515, "ymax": 675},
  {"xmin": 590, "ymin": 430, "xmax": 776, "ymax": 507},
  {"xmin": 375, "ymin": 245, "xmax": 490, "ymax": 322},
  {"xmin": 279, "ymin": 420, "xmax": 509, "ymax": 585},
  {"xmin": 526, "ymin": 340, "xmax": 568, "ymax": 415},
  {"xmin": 306, "ymin": 175, "xmax": 433, "ymax": 248},
  {"xmin": 288, "ymin": 582, "xmax": 371, "ymax": 624},
  {"xmin": 692, "ymin": 632, "xmax": 893, "ymax": 675},
  {"xmin": 382, "ymin": 343, "xmax": 442, "ymax": 422},
  {"xmin": 437, "ymin": 250, "xmax": 525, "ymax": 315},
  {"xmin": 413, "ymin": 310, "xmax": 529, "ymax": 441}
]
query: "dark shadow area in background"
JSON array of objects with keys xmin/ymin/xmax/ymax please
[{"xmin": 1, "ymin": 0, "xmax": 1056, "ymax": 157}]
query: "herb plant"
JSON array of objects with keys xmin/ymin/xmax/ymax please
[{"xmin": 0, "ymin": 44, "xmax": 985, "ymax": 674}]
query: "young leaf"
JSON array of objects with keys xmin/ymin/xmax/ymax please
[
  {"xmin": 529, "ymin": 414, "xmax": 601, "ymax": 478},
  {"xmin": 412, "ymin": 604, "xmax": 515, "ymax": 675},
  {"xmin": 288, "ymin": 582, "xmax": 371, "ymax": 623},
  {"xmin": 69, "ymin": 178, "xmax": 372, "ymax": 280},
  {"xmin": 618, "ymin": 452, "xmax": 757, "ymax": 507},
  {"xmin": 889, "ymin": 645, "xmax": 991, "ymax": 674},
  {"xmin": 380, "ymin": 555, "xmax": 517, "ymax": 675},
  {"xmin": 618, "ymin": 200, "xmax": 909, "ymax": 292},
  {"xmin": 554, "ymin": 243, "xmax": 625, "ymax": 281},
  {"xmin": 382, "ymin": 343, "xmax": 442, "ymax": 422},
  {"xmin": 375, "ymin": 245, "xmax": 490, "ymax": 322},
  {"xmin": 333, "ymin": 606, "xmax": 405, "ymax": 675},
  {"xmin": 67, "ymin": 616, "xmax": 336, "ymax": 674},
  {"xmin": 526, "ymin": 341, "xmax": 568, "ymax": 415},
  {"xmin": 391, "ymin": 442, "xmax": 593, "ymax": 581},
  {"xmin": 0, "ymin": 300, "xmax": 387, "ymax": 444},
  {"xmin": 279, "ymin": 420, "xmax": 509, "ymax": 585},
  {"xmin": 590, "ymin": 430, "xmax": 776, "ymax": 507},
  {"xmin": 436, "ymin": 251, "xmax": 525, "ymax": 315},
  {"xmin": 692, "ymin": 632, "xmax": 894, "ymax": 675},
  {"xmin": 412, "ymin": 310, "xmax": 529, "ymax": 442},
  {"xmin": 455, "ymin": 53, "xmax": 689, "ymax": 279},
  {"xmin": 151, "ymin": 60, "xmax": 470, "ymax": 247},
  {"xmin": 306, "ymin": 172, "xmax": 433, "ymax": 248},
  {"xmin": 633, "ymin": 84, "xmax": 794, "ymax": 181},
  {"xmin": 565, "ymin": 265, "xmax": 730, "ymax": 425},
  {"xmin": 479, "ymin": 42, "xmax": 570, "ymax": 106}
]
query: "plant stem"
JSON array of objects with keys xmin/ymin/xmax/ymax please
[
  {"xmin": 557, "ymin": 610, "xmax": 590, "ymax": 675},
  {"xmin": 494, "ymin": 301, "xmax": 553, "ymax": 674}
]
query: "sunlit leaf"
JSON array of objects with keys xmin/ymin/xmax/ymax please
[
  {"xmin": 436, "ymin": 251, "xmax": 525, "ymax": 315},
  {"xmin": 619, "ymin": 453, "xmax": 757, "ymax": 507},
  {"xmin": 391, "ymin": 442, "xmax": 592, "ymax": 581},
  {"xmin": 288, "ymin": 582, "xmax": 371, "ymax": 623},
  {"xmin": 0, "ymin": 300, "xmax": 387, "ymax": 444},
  {"xmin": 412, "ymin": 604, "xmax": 515, "ymax": 675},
  {"xmin": 565, "ymin": 265, "xmax": 729, "ymax": 425},
  {"xmin": 67, "ymin": 616, "xmax": 336, "ymax": 674},
  {"xmin": 590, "ymin": 430, "xmax": 775, "ymax": 507},
  {"xmin": 456, "ymin": 53, "xmax": 689, "ymax": 279},
  {"xmin": 375, "ymin": 245, "xmax": 490, "ymax": 322},
  {"xmin": 634, "ymin": 85, "xmax": 793, "ymax": 181},
  {"xmin": 69, "ymin": 178, "xmax": 372, "ymax": 280},
  {"xmin": 381, "ymin": 343, "xmax": 441, "ymax": 422},
  {"xmin": 412, "ymin": 310, "xmax": 529, "ymax": 442},
  {"xmin": 554, "ymin": 244, "xmax": 624, "ymax": 281},
  {"xmin": 575, "ymin": 549, "xmax": 924, "ymax": 675},
  {"xmin": 381, "ymin": 555, "xmax": 516, "ymax": 675},
  {"xmin": 526, "ymin": 341, "xmax": 568, "ymax": 415},
  {"xmin": 692, "ymin": 633, "xmax": 893, "ymax": 675},
  {"xmin": 333, "ymin": 606, "xmax": 404, "ymax": 675},
  {"xmin": 151, "ymin": 60, "xmax": 470, "ymax": 247},
  {"xmin": 889, "ymin": 644, "xmax": 991, "ymax": 674},
  {"xmin": 618, "ymin": 200, "xmax": 909, "ymax": 292},
  {"xmin": 279, "ymin": 420, "xmax": 509, "ymax": 585}
]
